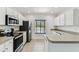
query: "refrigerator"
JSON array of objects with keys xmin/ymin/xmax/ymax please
[{"xmin": 19, "ymin": 21, "xmax": 32, "ymax": 42}]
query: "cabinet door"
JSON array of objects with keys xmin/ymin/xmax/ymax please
[
  {"xmin": 56, "ymin": 16, "xmax": 60, "ymax": 26},
  {"xmin": 65, "ymin": 10, "xmax": 73, "ymax": 25},
  {"xmin": 7, "ymin": 8, "xmax": 14, "ymax": 16},
  {"xmin": 59, "ymin": 14, "xmax": 65, "ymax": 26},
  {"xmin": 0, "ymin": 8, "xmax": 6, "ymax": 25},
  {"xmin": 18, "ymin": 14, "xmax": 23, "ymax": 25},
  {"xmin": 73, "ymin": 9, "xmax": 79, "ymax": 26},
  {"xmin": 53, "ymin": 18, "xmax": 56, "ymax": 26},
  {"xmin": 7, "ymin": 8, "xmax": 18, "ymax": 18},
  {"xmin": 13, "ymin": 11, "xmax": 18, "ymax": 18}
]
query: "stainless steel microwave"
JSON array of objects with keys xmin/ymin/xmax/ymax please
[{"xmin": 5, "ymin": 14, "xmax": 19, "ymax": 25}]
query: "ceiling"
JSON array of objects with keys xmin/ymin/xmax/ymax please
[{"xmin": 11, "ymin": 7, "xmax": 75, "ymax": 16}]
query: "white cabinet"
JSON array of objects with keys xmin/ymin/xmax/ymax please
[
  {"xmin": 54, "ymin": 14, "xmax": 65, "ymax": 26},
  {"xmin": 0, "ymin": 8, "xmax": 6, "ymax": 25},
  {"xmin": 6, "ymin": 8, "xmax": 18, "ymax": 18},
  {"xmin": 6, "ymin": 8, "xmax": 19, "ymax": 26},
  {"xmin": 73, "ymin": 9, "xmax": 79, "ymax": 26},
  {"xmin": 64, "ymin": 10, "xmax": 73, "ymax": 25},
  {"xmin": 54, "ymin": 16, "xmax": 60, "ymax": 26},
  {"xmin": 0, "ymin": 8, "xmax": 19, "ymax": 25},
  {"xmin": 59, "ymin": 14, "xmax": 65, "ymax": 26},
  {"xmin": 7, "ymin": 8, "xmax": 16, "ymax": 17},
  {"xmin": 64, "ymin": 9, "xmax": 79, "ymax": 26},
  {"xmin": 18, "ymin": 14, "xmax": 23, "ymax": 25},
  {"xmin": 0, "ymin": 7, "xmax": 24, "ymax": 26},
  {"xmin": 54, "ymin": 8, "xmax": 79, "ymax": 26},
  {"xmin": 6, "ymin": 8, "xmax": 13, "ymax": 15}
]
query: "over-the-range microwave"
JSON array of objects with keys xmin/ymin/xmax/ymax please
[{"xmin": 5, "ymin": 14, "xmax": 19, "ymax": 25}]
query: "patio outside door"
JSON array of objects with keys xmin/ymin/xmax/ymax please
[{"xmin": 35, "ymin": 20, "xmax": 46, "ymax": 34}]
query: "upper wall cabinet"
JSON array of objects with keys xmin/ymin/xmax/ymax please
[
  {"xmin": 54, "ymin": 14, "xmax": 65, "ymax": 26},
  {"xmin": 64, "ymin": 10, "xmax": 74, "ymax": 25},
  {"xmin": 18, "ymin": 14, "xmax": 23, "ymax": 25},
  {"xmin": 64, "ymin": 9, "xmax": 79, "ymax": 26},
  {"xmin": 6, "ymin": 8, "xmax": 18, "ymax": 18},
  {"xmin": 0, "ymin": 7, "xmax": 24, "ymax": 26},
  {"xmin": 0, "ymin": 8, "xmax": 6, "ymax": 25},
  {"xmin": 0, "ymin": 8, "xmax": 19, "ymax": 25},
  {"xmin": 54, "ymin": 8, "xmax": 79, "ymax": 26},
  {"xmin": 54, "ymin": 16, "xmax": 60, "ymax": 26},
  {"xmin": 59, "ymin": 14, "xmax": 65, "ymax": 26},
  {"xmin": 73, "ymin": 9, "xmax": 79, "ymax": 26}
]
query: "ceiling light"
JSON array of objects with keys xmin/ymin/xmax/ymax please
[{"xmin": 33, "ymin": 7, "xmax": 51, "ymax": 13}]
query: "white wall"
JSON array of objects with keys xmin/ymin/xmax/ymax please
[{"xmin": 25, "ymin": 14, "xmax": 55, "ymax": 36}]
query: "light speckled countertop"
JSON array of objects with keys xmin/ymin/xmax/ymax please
[
  {"xmin": 0, "ymin": 36, "xmax": 13, "ymax": 45},
  {"xmin": 0, "ymin": 30, "xmax": 25, "ymax": 45},
  {"xmin": 14, "ymin": 30, "xmax": 27, "ymax": 33},
  {"xmin": 47, "ymin": 30, "xmax": 79, "ymax": 42}
]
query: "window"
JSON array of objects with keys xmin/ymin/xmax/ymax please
[{"xmin": 35, "ymin": 20, "xmax": 46, "ymax": 34}]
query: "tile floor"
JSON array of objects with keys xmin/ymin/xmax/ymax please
[{"xmin": 22, "ymin": 34, "xmax": 79, "ymax": 52}]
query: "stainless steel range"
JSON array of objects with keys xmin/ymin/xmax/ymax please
[{"xmin": 13, "ymin": 33, "xmax": 23, "ymax": 52}]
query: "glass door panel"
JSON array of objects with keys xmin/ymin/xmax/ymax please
[
  {"xmin": 40, "ymin": 21, "xmax": 45, "ymax": 33},
  {"xmin": 36, "ymin": 21, "xmax": 40, "ymax": 33},
  {"xmin": 35, "ymin": 20, "xmax": 46, "ymax": 34}
]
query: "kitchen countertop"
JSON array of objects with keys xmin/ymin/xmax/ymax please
[
  {"xmin": 47, "ymin": 29, "xmax": 79, "ymax": 43},
  {"xmin": 0, "ymin": 30, "xmax": 26, "ymax": 45},
  {"xmin": 0, "ymin": 36, "xmax": 13, "ymax": 45},
  {"xmin": 14, "ymin": 30, "xmax": 27, "ymax": 33}
]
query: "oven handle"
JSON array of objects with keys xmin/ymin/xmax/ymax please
[{"xmin": 14, "ymin": 34, "xmax": 23, "ymax": 40}]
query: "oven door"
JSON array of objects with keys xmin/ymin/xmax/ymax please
[{"xmin": 13, "ymin": 34, "xmax": 23, "ymax": 52}]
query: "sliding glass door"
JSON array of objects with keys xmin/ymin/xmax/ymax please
[{"xmin": 35, "ymin": 20, "xmax": 46, "ymax": 34}]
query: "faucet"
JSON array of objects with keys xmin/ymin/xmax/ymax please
[{"xmin": 56, "ymin": 32, "xmax": 62, "ymax": 35}]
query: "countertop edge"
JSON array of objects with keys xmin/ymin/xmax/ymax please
[
  {"xmin": 46, "ymin": 33, "xmax": 79, "ymax": 43},
  {"xmin": 48, "ymin": 39, "xmax": 79, "ymax": 43},
  {"xmin": 50, "ymin": 29, "xmax": 79, "ymax": 35}
]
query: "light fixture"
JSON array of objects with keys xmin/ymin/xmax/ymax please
[{"xmin": 33, "ymin": 7, "xmax": 51, "ymax": 13}]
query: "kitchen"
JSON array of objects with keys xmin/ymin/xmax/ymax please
[
  {"xmin": 0, "ymin": 7, "xmax": 79, "ymax": 52},
  {"xmin": 0, "ymin": 7, "xmax": 32, "ymax": 52}
]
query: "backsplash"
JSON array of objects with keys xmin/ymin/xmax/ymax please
[
  {"xmin": 0, "ymin": 26, "xmax": 19, "ymax": 31},
  {"xmin": 56, "ymin": 26, "xmax": 79, "ymax": 33}
]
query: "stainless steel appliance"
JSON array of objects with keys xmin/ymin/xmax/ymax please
[
  {"xmin": 5, "ymin": 14, "xmax": 19, "ymax": 25},
  {"xmin": 13, "ymin": 33, "xmax": 23, "ymax": 52},
  {"xmin": 19, "ymin": 21, "xmax": 32, "ymax": 42}
]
